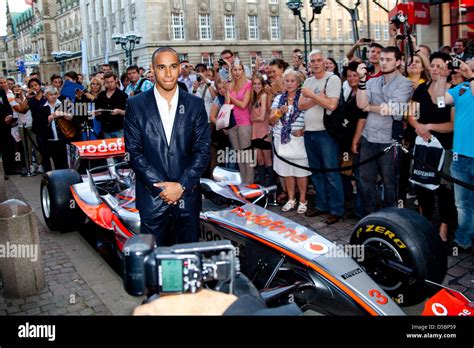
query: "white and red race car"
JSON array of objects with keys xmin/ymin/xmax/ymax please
[{"xmin": 40, "ymin": 138, "xmax": 473, "ymax": 316}]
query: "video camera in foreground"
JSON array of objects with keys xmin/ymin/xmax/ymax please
[{"xmin": 123, "ymin": 236, "xmax": 239, "ymax": 297}]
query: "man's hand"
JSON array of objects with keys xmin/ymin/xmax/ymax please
[
  {"xmin": 300, "ymin": 87, "xmax": 315, "ymax": 99},
  {"xmin": 4, "ymin": 115, "xmax": 13, "ymax": 124},
  {"xmin": 457, "ymin": 60, "xmax": 473, "ymax": 79},
  {"xmin": 154, "ymin": 182, "xmax": 184, "ymax": 205},
  {"xmin": 133, "ymin": 289, "xmax": 237, "ymax": 316},
  {"xmin": 47, "ymin": 114, "xmax": 55, "ymax": 123},
  {"xmin": 351, "ymin": 140, "xmax": 360, "ymax": 155},
  {"xmin": 389, "ymin": 23, "xmax": 398, "ymax": 38}
]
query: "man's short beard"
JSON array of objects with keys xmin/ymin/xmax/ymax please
[{"xmin": 382, "ymin": 68, "xmax": 397, "ymax": 75}]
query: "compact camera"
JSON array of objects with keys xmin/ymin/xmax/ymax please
[
  {"xmin": 391, "ymin": 13, "xmax": 407, "ymax": 29},
  {"xmin": 123, "ymin": 236, "xmax": 239, "ymax": 296},
  {"xmin": 196, "ymin": 75, "xmax": 202, "ymax": 82},
  {"xmin": 448, "ymin": 59, "xmax": 461, "ymax": 71},
  {"xmin": 365, "ymin": 63, "xmax": 375, "ymax": 74},
  {"xmin": 218, "ymin": 58, "xmax": 226, "ymax": 67}
]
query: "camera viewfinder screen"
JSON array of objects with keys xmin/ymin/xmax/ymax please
[{"xmin": 161, "ymin": 259, "xmax": 183, "ymax": 292}]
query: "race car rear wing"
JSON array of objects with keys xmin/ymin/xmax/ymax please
[{"xmin": 68, "ymin": 138, "xmax": 126, "ymax": 169}]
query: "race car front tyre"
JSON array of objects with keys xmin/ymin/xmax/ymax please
[
  {"xmin": 41, "ymin": 169, "xmax": 85, "ymax": 232},
  {"xmin": 350, "ymin": 208, "xmax": 447, "ymax": 306}
]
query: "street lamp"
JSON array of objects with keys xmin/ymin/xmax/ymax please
[
  {"xmin": 287, "ymin": 0, "xmax": 326, "ymax": 69},
  {"xmin": 51, "ymin": 50, "xmax": 73, "ymax": 76},
  {"xmin": 112, "ymin": 31, "xmax": 142, "ymax": 67}
]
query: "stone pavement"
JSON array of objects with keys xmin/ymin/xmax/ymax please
[{"xmin": 0, "ymin": 174, "xmax": 142, "ymax": 316}]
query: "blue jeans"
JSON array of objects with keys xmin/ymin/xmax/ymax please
[
  {"xmin": 304, "ymin": 131, "xmax": 344, "ymax": 216},
  {"xmin": 353, "ymin": 154, "xmax": 367, "ymax": 218},
  {"xmin": 451, "ymin": 155, "xmax": 474, "ymax": 248},
  {"xmin": 359, "ymin": 137, "xmax": 399, "ymax": 214},
  {"xmin": 103, "ymin": 129, "xmax": 124, "ymax": 139}
]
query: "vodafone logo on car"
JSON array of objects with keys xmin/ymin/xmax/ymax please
[
  {"xmin": 72, "ymin": 138, "xmax": 125, "ymax": 156},
  {"xmin": 303, "ymin": 241, "xmax": 329, "ymax": 255}
]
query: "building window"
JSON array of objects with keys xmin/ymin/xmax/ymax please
[
  {"xmin": 272, "ymin": 51, "xmax": 282, "ymax": 58},
  {"xmin": 199, "ymin": 14, "xmax": 211, "ymax": 40},
  {"xmin": 248, "ymin": 15, "xmax": 259, "ymax": 40},
  {"xmin": 337, "ymin": 19, "xmax": 342, "ymax": 41},
  {"xmin": 178, "ymin": 53, "xmax": 188, "ymax": 62},
  {"xmin": 269, "ymin": 0, "xmax": 278, "ymax": 3},
  {"xmin": 325, "ymin": 19, "xmax": 331, "ymax": 41},
  {"xmin": 224, "ymin": 15, "xmax": 236, "ymax": 40},
  {"xmin": 383, "ymin": 23, "xmax": 389, "ymax": 41},
  {"xmin": 374, "ymin": 22, "xmax": 381, "ymax": 41},
  {"xmin": 171, "ymin": 13, "xmax": 185, "ymax": 40},
  {"xmin": 347, "ymin": 20, "xmax": 353, "ymax": 41},
  {"xmin": 270, "ymin": 16, "xmax": 280, "ymax": 40},
  {"xmin": 201, "ymin": 53, "xmax": 213, "ymax": 66},
  {"xmin": 249, "ymin": 51, "xmax": 261, "ymax": 69},
  {"xmin": 313, "ymin": 18, "xmax": 319, "ymax": 40}
]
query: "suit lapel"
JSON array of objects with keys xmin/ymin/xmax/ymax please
[
  {"xmin": 145, "ymin": 89, "xmax": 169, "ymax": 171},
  {"xmin": 169, "ymin": 89, "xmax": 186, "ymax": 147}
]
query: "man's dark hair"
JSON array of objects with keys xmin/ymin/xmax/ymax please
[
  {"xmin": 64, "ymin": 71, "xmax": 79, "ymax": 82},
  {"xmin": 370, "ymin": 42, "xmax": 384, "ymax": 50},
  {"xmin": 382, "ymin": 46, "xmax": 402, "ymax": 61},
  {"xmin": 419, "ymin": 44, "xmax": 432, "ymax": 56},
  {"xmin": 101, "ymin": 63, "xmax": 111, "ymax": 69},
  {"xmin": 27, "ymin": 77, "xmax": 41, "ymax": 88},
  {"xmin": 429, "ymin": 51, "xmax": 452, "ymax": 63},
  {"xmin": 29, "ymin": 71, "xmax": 39, "ymax": 77},
  {"xmin": 127, "ymin": 65, "xmax": 140, "ymax": 73},
  {"xmin": 50, "ymin": 74, "xmax": 62, "ymax": 82},
  {"xmin": 269, "ymin": 58, "xmax": 289, "ymax": 71},
  {"xmin": 104, "ymin": 71, "xmax": 117, "ymax": 80},
  {"xmin": 120, "ymin": 72, "xmax": 128, "ymax": 84},
  {"xmin": 151, "ymin": 47, "xmax": 179, "ymax": 64},
  {"xmin": 7, "ymin": 77, "xmax": 15, "ymax": 83},
  {"xmin": 293, "ymin": 48, "xmax": 304, "ymax": 54},
  {"xmin": 220, "ymin": 49, "xmax": 234, "ymax": 58},
  {"xmin": 194, "ymin": 63, "xmax": 207, "ymax": 72},
  {"xmin": 455, "ymin": 38, "xmax": 467, "ymax": 48}
]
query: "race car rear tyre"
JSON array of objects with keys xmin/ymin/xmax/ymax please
[
  {"xmin": 350, "ymin": 208, "xmax": 447, "ymax": 306},
  {"xmin": 41, "ymin": 169, "xmax": 85, "ymax": 232}
]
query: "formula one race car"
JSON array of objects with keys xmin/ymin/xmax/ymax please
[{"xmin": 40, "ymin": 139, "xmax": 471, "ymax": 316}]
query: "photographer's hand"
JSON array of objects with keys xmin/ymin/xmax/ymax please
[{"xmin": 133, "ymin": 289, "xmax": 237, "ymax": 315}]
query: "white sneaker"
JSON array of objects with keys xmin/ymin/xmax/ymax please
[
  {"xmin": 37, "ymin": 165, "xmax": 44, "ymax": 173},
  {"xmin": 282, "ymin": 199, "xmax": 296, "ymax": 212},
  {"xmin": 297, "ymin": 201, "xmax": 308, "ymax": 214}
]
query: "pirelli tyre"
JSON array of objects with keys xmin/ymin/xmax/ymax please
[
  {"xmin": 41, "ymin": 169, "xmax": 85, "ymax": 232},
  {"xmin": 350, "ymin": 208, "xmax": 447, "ymax": 306}
]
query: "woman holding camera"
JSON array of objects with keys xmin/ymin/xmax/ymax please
[
  {"xmin": 75, "ymin": 77, "xmax": 103, "ymax": 140},
  {"xmin": 270, "ymin": 69, "xmax": 310, "ymax": 214}
]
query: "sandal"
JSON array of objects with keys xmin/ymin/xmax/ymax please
[
  {"xmin": 297, "ymin": 201, "xmax": 308, "ymax": 214},
  {"xmin": 282, "ymin": 199, "xmax": 296, "ymax": 212}
]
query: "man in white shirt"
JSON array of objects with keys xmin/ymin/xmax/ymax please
[{"xmin": 124, "ymin": 47, "xmax": 210, "ymax": 245}]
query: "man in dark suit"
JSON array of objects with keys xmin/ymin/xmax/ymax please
[
  {"xmin": 124, "ymin": 47, "xmax": 210, "ymax": 245},
  {"xmin": 0, "ymin": 88, "xmax": 15, "ymax": 178}
]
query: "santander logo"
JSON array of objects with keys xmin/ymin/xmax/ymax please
[
  {"xmin": 73, "ymin": 138, "xmax": 125, "ymax": 156},
  {"xmin": 303, "ymin": 241, "xmax": 329, "ymax": 255}
]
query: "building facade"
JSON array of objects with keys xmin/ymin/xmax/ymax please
[{"xmin": 55, "ymin": 0, "xmax": 83, "ymax": 73}]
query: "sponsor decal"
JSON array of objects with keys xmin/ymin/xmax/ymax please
[
  {"xmin": 356, "ymin": 225, "xmax": 407, "ymax": 249},
  {"xmin": 303, "ymin": 241, "xmax": 329, "ymax": 255},
  {"xmin": 369, "ymin": 289, "xmax": 388, "ymax": 305},
  {"xmin": 72, "ymin": 138, "xmax": 125, "ymax": 157},
  {"xmin": 341, "ymin": 267, "xmax": 364, "ymax": 280},
  {"xmin": 229, "ymin": 207, "xmax": 308, "ymax": 244}
]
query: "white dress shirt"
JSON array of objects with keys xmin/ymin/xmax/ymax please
[{"xmin": 154, "ymin": 86, "xmax": 179, "ymax": 145}]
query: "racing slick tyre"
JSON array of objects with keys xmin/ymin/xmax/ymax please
[
  {"xmin": 350, "ymin": 208, "xmax": 447, "ymax": 306},
  {"xmin": 41, "ymin": 169, "xmax": 86, "ymax": 232}
]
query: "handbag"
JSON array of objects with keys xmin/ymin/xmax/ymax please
[
  {"xmin": 323, "ymin": 86, "xmax": 352, "ymax": 146},
  {"xmin": 274, "ymin": 134, "xmax": 307, "ymax": 160},
  {"xmin": 409, "ymin": 135, "xmax": 445, "ymax": 190},
  {"xmin": 56, "ymin": 117, "xmax": 78, "ymax": 139},
  {"xmin": 216, "ymin": 104, "xmax": 236, "ymax": 130}
]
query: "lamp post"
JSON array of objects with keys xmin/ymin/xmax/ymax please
[
  {"xmin": 51, "ymin": 50, "xmax": 73, "ymax": 77},
  {"xmin": 287, "ymin": 0, "xmax": 326, "ymax": 69},
  {"xmin": 111, "ymin": 31, "xmax": 142, "ymax": 67},
  {"xmin": 336, "ymin": 0, "xmax": 362, "ymax": 55}
]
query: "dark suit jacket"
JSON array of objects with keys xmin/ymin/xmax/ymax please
[
  {"xmin": 0, "ymin": 89, "xmax": 13, "ymax": 137},
  {"xmin": 124, "ymin": 87, "xmax": 210, "ymax": 218}
]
